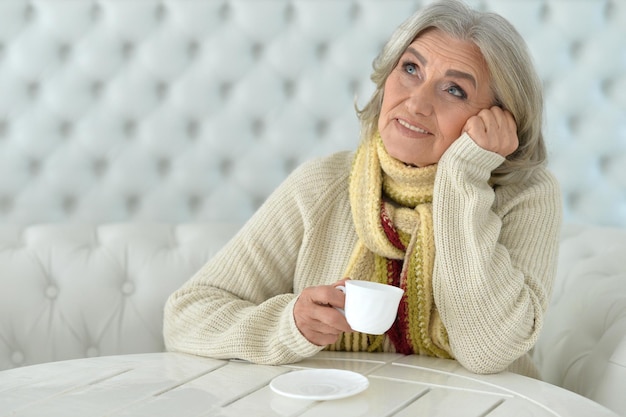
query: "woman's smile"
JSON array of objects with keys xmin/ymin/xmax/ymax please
[
  {"xmin": 396, "ymin": 118, "xmax": 432, "ymax": 136},
  {"xmin": 378, "ymin": 28, "xmax": 494, "ymax": 167}
]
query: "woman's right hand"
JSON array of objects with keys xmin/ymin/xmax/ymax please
[{"xmin": 293, "ymin": 282, "xmax": 352, "ymax": 346}]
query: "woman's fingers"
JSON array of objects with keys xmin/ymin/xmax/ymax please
[
  {"xmin": 463, "ymin": 106, "xmax": 519, "ymax": 157},
  {"xmin": 293, "ymin": 284, "xmax": 352, "ymax": 346}
]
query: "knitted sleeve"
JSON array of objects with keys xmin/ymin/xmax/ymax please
[
  {"xmin": 432, "ymin": 133, "xmax": 562, "ymax": 374},
  {"xmin": 163, "ymin": 152, "xmax": 352, "ymax": 365}
]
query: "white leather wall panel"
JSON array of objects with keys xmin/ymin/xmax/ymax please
[{"xmin": 0, "ymin": 0, "xmax": 624, "ymax": 225}]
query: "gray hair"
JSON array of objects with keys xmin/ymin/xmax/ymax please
[{"xmin": 357, "ymin": 0, "xmax": 546, "ymax": 185}]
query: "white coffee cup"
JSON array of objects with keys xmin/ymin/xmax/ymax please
[{"xmin": 336, "ymin": 280, "xmax": 404, "ymax": 335}]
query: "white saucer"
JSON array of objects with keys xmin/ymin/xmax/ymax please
[{"xmin": 270, "ymin": 369, "xmax": 369, "ymax": 401}]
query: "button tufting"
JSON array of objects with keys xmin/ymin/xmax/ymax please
[
  {"xmin": 23, "ymin": 3, "xmax": 35, "ymax": 22},
  {"xmin": 187, "ymin": 40, "xmax": 199, "ymax": 59},
  {"xmin": 348, "ymin": 79, "xmax": 360, "ymax": 95},
  {"xmin": 155, "ymin": 81, "xmax": 168, "ymax": 99},
  {"xmin": 121, "ymin": 280, "xmax": 135, "ymax": 295},
  {"xmin": 188, "ymin": 194, "xmax": 202, "ymax": 213},
  {"xmin": 349, "ymin": 2, "xmax": 361, "ymax": 20},
  {"xmin": 157, "ymin": 158, "xmax": 170, "ymax": 176},
  {"xmin": 58, "ymin": 43, "xmax": 72, "ymax": 62},
  {"xmin": 601, "ymin": 78, "xmax": 614, "ymax": 96},
  {"xmin": 92, "ymin": 158, "xmax": 108, "ymax": 176},
  {"xmin": 86, "ymin": 347, "xmax": 99, "ymax": 357},
  {"xmin": 90, "ymin": 3, "xmax": 101, "ymax": 21},
  {"xmin": 122, "ymin": 41, "xmax": 135, "ymax": 59},
  {"xmin": 539, "ymin": 2, "xmax": 550, "ymax": 20},
  {"xmin": 126, "ymin": 195, "xmax": 140, "ymax": 214},
  {"xmin": 219, "ymin": 82, "xmax": 232, "ymax": 100},
  {"xmin": 28, "ymin": 159, "xmax": 41, "ymax": 175},
  {"xmin": 567, "ymin": 114, "xmax": 580, "ymax": 133},
  {"xmin": 186, "ymin": 119, "xmax": 198, "ymax": 139},
  {"xmin": 219, "ymin": 158, "xmax": 233, "ymax": 176},
  {"xmin": 251, "ymin": 118, "xmax": 264, "ymax": 136},
  {"xmin": 91, "ymin": 80, "xmax": 104, "ymax": 98},
  {"xmin": 62, "ymin": 195, "xmax": 76, "ymax": 214},
  {"xmin": 283, "ymin": 79, "xmax": 295, "ymax": 98},
  {"xmin": 315, "ymin": 42, "xmax": 328, "ymax": 60},
  {"xmin": 27, "ymin": 81, "xmax": 40, "ymax": 98},
  {"xmin": 11, "ymin": 351, "xmax": 24, "ymax": 365},
  {"xmin": 58, "ymin": 120, "xmax": 73, "ymax": 138},
  {"xmin": 284, "ymin": 157, "xmax": 298, "ymax": 173},
  {"xmin": 315, "ymin": 119, "xmax": 328, "ymax": 136},
  {"xmin": 284, "ymin": 3, "xmax": 295, "ymax": 22},
  {"xmin": 124, "ymin": 119, "xmax": 137, "ymax": 137},
  {"xmin": 252, "ymin": 195, "xmax": 266, "ymax": 210},
  {"xmin": 155, "ymin": 2, "xmax": 167, "ymax": 21},
  {"xmin": 219, "ymin": 3, "xmax": 230, "ymax": 20},
  {"xmin": 251, "ymin": 42, "xmax": 264, "ymax": 60},
  {"xmin": 566, "ymin": 191, "xmax": 581, "ymax": 209},
  {"xmin": 0, "ymin": 1, "xmax": 621, "ymax": 229},
  {"xmin": 45, "ymin": 285, "xmax": 59, "ymax": 299},
  {"xmin": 0, "ymin": 196, "xmax": 12, "ymax": 214},
  {"xmin": 569, "ymin": 40, "xmax": 582, "ymax": 59}
]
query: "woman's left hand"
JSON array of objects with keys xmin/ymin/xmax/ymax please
[{"xmin": 462, "ymin": 106, "xmax": 519, "ymax": 158}]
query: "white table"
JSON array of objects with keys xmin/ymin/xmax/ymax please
[{"xmin": 0, "ymin": 351, "xmax": 618, "ymax": 417}]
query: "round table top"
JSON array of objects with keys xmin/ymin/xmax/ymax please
[{"xmin": 0, "ymin": 351, "xmax": 618, "ymax": 417}]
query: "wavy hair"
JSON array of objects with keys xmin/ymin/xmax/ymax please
[{"xmin": 357, "ymin": 0, "xmax": 546, "ymax": 185}]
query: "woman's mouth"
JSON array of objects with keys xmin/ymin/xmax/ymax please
[{"xmin": 397, "ymin": 119, "xmax": 431, "ymax": 135}]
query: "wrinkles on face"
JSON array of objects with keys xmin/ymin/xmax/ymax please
[{"xmin": 378, "ymin": 29, "xmax": 494, "ymax": 167}]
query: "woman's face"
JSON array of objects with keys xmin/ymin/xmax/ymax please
[{"xmin": 378, "ymin": 29, "xmax": 495, "ymax": 167}]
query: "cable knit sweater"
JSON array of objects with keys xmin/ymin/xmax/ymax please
[{"xmin": 163, "ymin": 133, "xmax": 562, "ymax": 375}]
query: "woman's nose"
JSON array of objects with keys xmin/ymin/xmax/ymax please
[{"xmin": 405, "ymin": 85, "xmax": 434, "ymax": 116}]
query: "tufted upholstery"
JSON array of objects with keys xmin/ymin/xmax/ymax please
[
  {"xmin": 0, "ymin": 222, "xmax": 241, "ymax": 369},
  {"xmin": 1, "ymin": 222, "xmax": 626, "ymax": 416},
  {"xmin": 0, "ymin": 0, "xmax": 624, "ymax": 226},
  {"xmin": 0, "ymin": 1, "xmax": 625, "ymax": 416},
  {"xmin": 533, "ymin": 224, "xmax": 626, "ymax": 416}
]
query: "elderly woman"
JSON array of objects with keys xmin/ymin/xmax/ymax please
[{"xmin": 164, "ymin": 0, "xmax": 561, "ymax": 377}]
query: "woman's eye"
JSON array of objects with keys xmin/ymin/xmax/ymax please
[
  {"xmin": 402, "ymin": 62, "xmax": 418, "ymax": 75},
  {"xmin": 446, "ymin": 84, "xmax": 467, "ymax": 99}
]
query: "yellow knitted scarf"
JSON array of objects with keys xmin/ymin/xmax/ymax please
[{"xmin": 327, "ymin": 133, "xmax": 453, "ymax": 358}]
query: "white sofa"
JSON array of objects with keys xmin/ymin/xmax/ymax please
[
  {"xmin": 1, "ymin": 221, "xmax": 626, "ymax": 416},
  {"xmin": 533, "ymin": 224, "xmax": 626, "ymax": 415},
  {"xmin": 0, "ymin": 222, "xmax": 240, "ymax": 367},
  {"xmin": 0, "ymin": 1, "xmax": 624, "ymax": 415}
]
